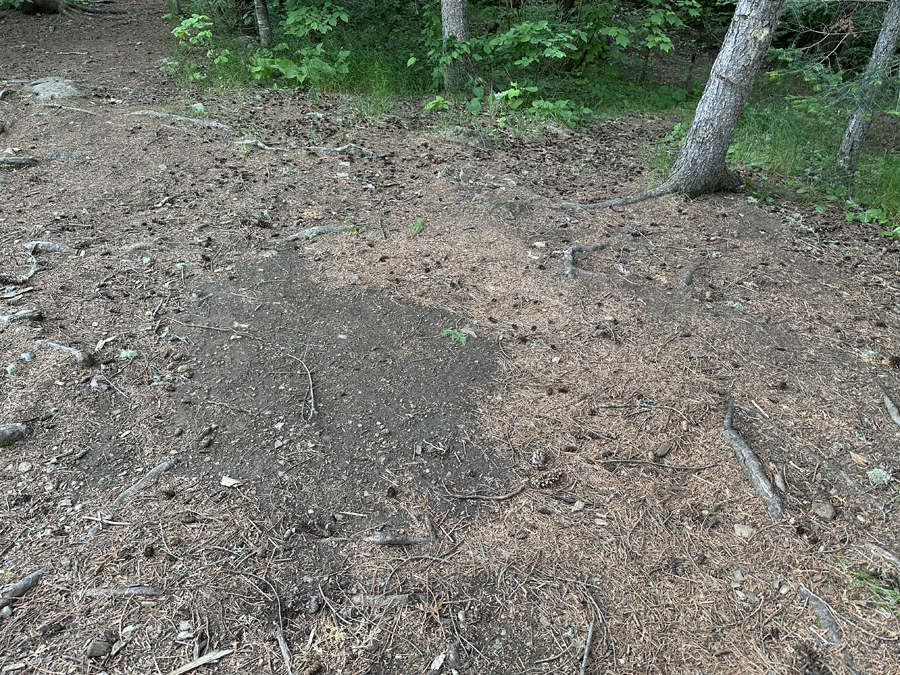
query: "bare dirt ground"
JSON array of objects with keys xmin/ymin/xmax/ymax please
[{"xmin": 2, "ymin": 3, "xmax": 900, "ymax": 674}]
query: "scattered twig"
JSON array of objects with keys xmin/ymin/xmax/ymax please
[
  {"xmin": 561, "ymin": 244, "xmax": 609, "ymax": 279},
  {"xmin": 286, "ymin": 355, "xmax": 316, "ymax": 419},
  {"xmin": 365, "ymin": 515, "xmax": 436, "ymax": 546},
  {"xmin": 167, "ymin": 649, "xmax": 233, "ymax": 675},
  {"xmin": 131, "ymin": 110, "xmax": 231, "ymax": 131},
  {"xmin": 62, "ymin": 655, "xmax": 105, "ymax": 672},
  {"xmin": 34, "ymin": 339, "xmax": 93, "ymax": 367},
  {"xmin": 350, "ymin": 593, "xmax": 409, "ymax": 607},
  {"xmin": 444, "ymin": 482, "xmax": 528, "ymax": 501},
  {"xmin": 0, "ymin": 570, "xmax": 42, "ymax": 612},
  {"xmin": 722, "ymin": 401, "xmax": 784, "ymax": 519},
  {"xmin": 579, "ymin": 622, "xmax": 594, "ymax": 675},
  {"xmin": 123, "ymin": 242, "xmax": 166, "ymax": 252},
  {"xmin": 532, "ymin": 645, "xmax": 572, "ymax": 664},
  {"xmin": 383, "ymin": 554, "xmax": 455, "ymax": 590},
  {"xmin": 304, "ymin": 143, "xmax": 374, "ymax": 157},
  {"xmin": 0, "ymin": 423, "xmax": 28, "ymax": 447},
  {"xmin": 679, "ymin": 263, "xmax": 700, "ymax": 287},
  {"xmin": 84, "ymin": 585, "xmax": 164, "ymax": 598}
]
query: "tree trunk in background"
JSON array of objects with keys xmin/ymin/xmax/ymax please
[
  {"xmin": 254, "ymin": 0, "xmax": 272, "ymax": 48},
  {"xmin": 835, "ymin": 0, "xmax": 900, "ymax": 178},
  {"xmin": 441, "ymin": 0, "xmax": 478, "ymax": 93},
  {"xmin": 665, "ymin": 0, "xmax": 786, "ymax": 196}
]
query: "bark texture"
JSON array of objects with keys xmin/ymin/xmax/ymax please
[
  {"xmin": 666, "ymin": 0, "xmax": 786, "ymax": 197},
  {"xmin": 835, "ymin": 0, "xmax": 900, "ymax": 177},
  {"xmin": 254, "ymin": 0, "xmax": 272, "ymax": 48},
  {"xmin": 441, "ymin": 0, "xmax": 478, "ymax": 93}
]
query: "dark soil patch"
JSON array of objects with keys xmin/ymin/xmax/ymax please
[{"xmin": 2, "ymin": 3, "xmax": 900, "ymax": 674}]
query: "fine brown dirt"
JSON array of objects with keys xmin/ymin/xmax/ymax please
[{"xmin": 2, "ymin": 3, "xmax": 900, "ymax": 675}]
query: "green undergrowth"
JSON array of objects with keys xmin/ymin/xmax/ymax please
[{"xmin": 653, "ymin": 77, "xmax": 900, "ymax": 235}]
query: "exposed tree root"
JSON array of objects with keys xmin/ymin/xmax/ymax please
[
  {"xmin": 679, "ymin": 264, "xmax": 700, "ymax": 287},
  {"xmin": 722, "ymin": 401, "xmax": 784, "ymax": 519},
  {"xmin": 798, "ymin": 585, "xmax": 842, "ymax": 645},
  {"xmin": 879, "ymin": 384, "xmax": 900, "ymax": 428},
  {"xmin": 131, "ymin": 110, "xmax": 231, "ymax": 131},
  {"xmin": 561, "ymin": 243, "xmax": 609, "ymax": 279},
  {"xmin": 0, "ymin": 570, "xmax": 43, "ymax": 613},
  {"xmin": 551, "ymin": 181, "xmax": 674, "ymax": 211},
  {"xmin": 275, "ymin": 224, "xmax": 356, "ymax": 244}
]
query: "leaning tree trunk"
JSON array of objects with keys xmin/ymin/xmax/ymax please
[
  {"xmin": 254, "ymin": 0, "xmax": 272, "ymax": 48},
  {"xmin": 441, "ymin": 0, "xmax": 478, "ymax": 93},
  {"xmin": 835, "ymin": 0, "xmax": 900, "ymax": 178},
  {"xmin": 665, "ymin": 0, "xmax": 786, "ymax": 196}
]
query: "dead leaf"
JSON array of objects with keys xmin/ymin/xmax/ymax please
[{"xmin": 849, "ymin": 451, "xmax": 870, "ymax": 467}]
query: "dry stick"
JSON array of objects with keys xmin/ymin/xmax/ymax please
[
  {"xmin": 444, "ymin": 482, "xmax": 528, "ymax": 501},
  {"xmin": 167, "ymin": 649, "xmax": 233, "ymax": 675},
  {"xmin": 110, "ymin": 458, "xmax": 177, "ymax": 509},
  {"xmin": 274, "ymin": 626, "xmax": 293, "ymax": 675},
  {"xmin": 303, "ymin": 143, "xmax": 374, "ymax": 156},
  {"xmin": 34, "ymin": 339, "xmax": 93, "ymax": 367},
  {"xmin": 39, "ymin": 102, "xmax": 96, "ymax": 115},
  {"xmin": 0, "ymin": 156, "xmax": 38, "ymax": 167},
  {"xmin": 286, "ymin": 355, "xmax": 316, "ymax": 419},
  {"xmin": 879, "ymin": 384, "xmax": 900, "ymax": 428},
  {"xmin": 579, "ymin": 622, "xmax": 594, "ymax": 675},
  {"xmin": 0, "ymin": 570, "xmax": 43, "ymax": 610},
  {"xmin": 863, "ymin": 542, "xmax": 900, "ymax": 568},
  {"xmin": 365, "ymin": 515, "xmax": 436, "ymax": 546},
  {"xmin": 722, "ymin": 401, "xmax": 784, "ymax": 519},
  {"xmin": 599, "ymin": 458, "xmax": 715, "ymax": 471},
  {"xmin": 84, "ymin": 585, "xmax": 163, "ymax": 598},
  {"xmin": 131, "ymin": 110, "xmax": 232, "ymax": 131},
  {"xmin": 561, "ymin": 243, "xmax": 609, "ymax": 279},
  {"xmin": 276, "ymin": 224, "xmax": 356, "ymax": 244}
]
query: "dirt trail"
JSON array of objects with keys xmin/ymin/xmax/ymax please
[{"xmin": 2, "ymin": 3, "xmax": 900, "ymax": 674}]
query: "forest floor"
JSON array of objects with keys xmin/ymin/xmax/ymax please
[{"xmin": 2, "ymin": 3, "xmax": 900, "ymax": 674}]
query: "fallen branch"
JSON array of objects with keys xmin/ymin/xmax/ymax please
[
  {"xmin": 131, "ymin": 110, "xmax": 231, "ymax": 131},
  {"xmin": 34, "ymin": 339, "xmax": 93, "ymax": 367},
  {"xmin": 0, "ymin": 307, "xmax": 42, "ymax": 323},
  {"xmin": 863, "ymin": 542, "xmax": 900, "ymax": 568},
  {"xmin": 551, "ymin": 181, "xmax": 674, "ymax": 211},
  {"xmin": 579, "ymin": 622, "xmax": 594, "ymax": 675},
  {"xmin": 365, "ymin": 515, "xmax": 435, "ymax": 546},
  {"xmin": 274, "ymin": 626, "xmax": 292, "ymax": 675},
  {"xmin": 304, "ymin": 143, "xmax": 373, "ymax": 157},
  {"xmin": 444, "ymin": 482, "xmax": 528, "ymax": 501},
  {"xmin": 167, "ymin": 649, "xmax": 233, "ymax": 675},
  {"xmin": 0, "ymin": 156, "xmax": 38, "ymax": 167},
  {"xmin": 722, "ymin": 401, "xmax": 784, "ymax": 519},
  {"xmin": 24, "ymin": 240, "xmax": 74, "ymax": 253},
  {"xmin": 0, "ymin": 570, "xmax": 43, "ymax": 611},
  {"xmin": 110, "ymin": 458, "xmax": 177, "ymax": 509},
  {"xmin": 736, "ymin": 404, "xmax": 894, "ymax": 520},
  {"xmin": 561, "ymin": 244, "xmax": 609, "ymax": 279},
  {"xmin": 84, "ymin": 585, "xmax": 163, "ymax": 598},
  {"xmin": 0, "ymin": 423, "xmax": 28, "ymax": 446},
  {"xmin": 236, "ymin": 139, "xmax": 286, "ymax": 152},
  {"xmin": 879, "ymin": 384, "xmax": 900, "ymax": 428},
  {"xmin": 39, "ymin": 103, "xmax": 96, "ymax": 115},
  {"xmin": 798, "ymin": 585, "xmax": 842, "ymax": 645},
  {"xmin": 599, "ymin": 458, "xmax": 715, "ymax": 470},
  {"xmin": 276, "ymin": 224, "xmax": 356, "ymax": 244}
]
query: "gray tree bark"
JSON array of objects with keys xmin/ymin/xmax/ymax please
[
  {"xmin": 254, "ymin": 0, "xmax": 272, "ymax": 48},
  {"xmin": 441, "ymin": 0, "xmax": 478, "ymax": 93},
  {"xmin": 665, "ymin": 0, "xmax": 786, "ymax": 196},
  {"xmin": 835, "ymin": 0, "xmax": 900, "ymax": 177}
]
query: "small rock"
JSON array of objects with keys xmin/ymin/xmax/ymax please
[
  {"xmin": 18, "ymin": 461, "xmax": 32, "ymax": 473},
  {"xmin": 733, "ymin": 523, "xmax": 755, "ymax": 538},
  {"xmin": 86, "ymin": 640, "xmax": 112, "ymax": 658},
  {"xmin": 811, "ymin": 501, "xmax": 836, "ymax": 520},
  {"xmin": 654, "ymin": 441, "xmax": 672, "ymax": 459}
]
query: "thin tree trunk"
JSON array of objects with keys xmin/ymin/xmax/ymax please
[
  {"xmin": 665, "ymin": 0, "xmax": 786, "ymax": 196},
  {"xmin": 441, "ymin": 0, "xmax": 478, "ymax": 93},
  {"xmin": 835, "ymin": 0, "xmax": 900, "ymax": 177},
  {"xmin": 254, "ymin": 0, "xmax": 272, "ymax": 48}
]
